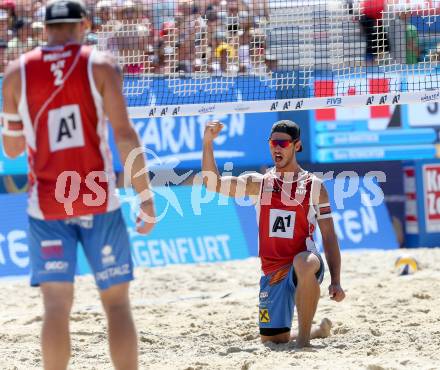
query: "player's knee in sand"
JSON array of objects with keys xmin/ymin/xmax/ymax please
[{"xmin": 261, "ymin": 332, "xmax": 290, "ymax": 344}]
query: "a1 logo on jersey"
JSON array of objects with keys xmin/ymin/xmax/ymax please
[
  {"xmin": 48, "ymin": 104, "xmax": 85, "ymax": 152},
  {"xmin": 269, "ymin": 209, "xmax": 296, "ymax": 239}
]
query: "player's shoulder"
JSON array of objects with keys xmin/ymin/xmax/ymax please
[
  {"xmin": 90, "ymin": 49, "xmax": 122, "ymax": 92},
  {"xmin": 4, "ymin": 58, "xmax": 20, "ymax": 76},
  {"xmin": 307, "ymin": 171, "xmax": 324, "ymax": 185},
  {"xmin": 3, "ymin": 58, "xmax": 21, "ymax": 87},
  {"xmin": 90, "ymin": 49, "xmax": 119, "ymax": 70},
  {"xmin": 307, "ymin": 172, "xmax": 330, "ymax": 204}
]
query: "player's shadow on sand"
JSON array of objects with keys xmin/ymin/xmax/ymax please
[{"xmin": 263, "ymin": 342, "xmax": 327, "ymax": 352}]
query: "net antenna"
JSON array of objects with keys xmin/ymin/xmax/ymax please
[{"xmin": 96, "ymin": 19, "xmax": 154, "ymax": 97}]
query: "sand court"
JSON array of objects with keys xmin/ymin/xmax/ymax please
[{"xmin": 0, "ymin": 248, "xmax": 439, "ymax": 370}]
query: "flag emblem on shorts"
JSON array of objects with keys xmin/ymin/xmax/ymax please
[
  {"xmin": 259, "ymin": 308, "xmax": 270, "ymax": 323},
  {"xmin": 41, "ymin": 240, "xmax": 63, "ymax": 259}
]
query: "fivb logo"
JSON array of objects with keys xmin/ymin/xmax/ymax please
[{"xmin": 326, "ymin": 98, "xmax": 342, "ymax": 107}]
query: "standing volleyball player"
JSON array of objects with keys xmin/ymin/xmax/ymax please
[
  {"xmin": 202, "ymin": 120, "xmax": 345, "ymax": 348},
  {"xmin": 1, "ymin": 1, "xmax": 155, "ymax": 369}
]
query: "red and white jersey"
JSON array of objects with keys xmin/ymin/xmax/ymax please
[
  {"xmin": 18, "ymin": 43, "xmax": 119, "ymax": 220},
  {"xmin": 256, "ymin": 169, "xmax": 320, "ymax": 276}
]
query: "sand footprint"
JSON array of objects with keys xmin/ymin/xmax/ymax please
[
  {"xmin": 24, "ymin": 315, "xmax": 42, "ymax": 325},
  {"xmin": 412, "ymin": 292, "xmax": 431, "ymax": 300}
]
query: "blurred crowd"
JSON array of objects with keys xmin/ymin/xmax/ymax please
[
  {"xmin": 0, "ymin": 0, "xmax": 433, "ymax": 75},
  {"xmin": 0, "ymin": 0, "xmax": 275, "ymax": 75},
  {"xmin": 90, "ymin": 0, "xmax": 274, "ymax": 76}
]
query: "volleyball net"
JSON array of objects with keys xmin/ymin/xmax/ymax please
[{"xmin": 8, "ymin": 0, "xmax": 440, "ymax": 117}]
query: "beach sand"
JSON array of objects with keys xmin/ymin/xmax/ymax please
[{"xmin": 1, "ymin": 248, "xmax": 439, "ymax": 370}]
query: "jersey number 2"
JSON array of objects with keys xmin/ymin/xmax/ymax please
[{"xmin": 51, "ymin": 60, "xmax": 65, "ymax": 86}]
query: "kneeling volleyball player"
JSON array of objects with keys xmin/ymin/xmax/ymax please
[{"xmin": 201, "ymin": 120, "xmax": 345, "ymax": 347}]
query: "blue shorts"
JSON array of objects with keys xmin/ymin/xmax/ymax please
[
  {"xmin": 259, "ymin": 252, "xmax": 325, "ymax": 334},
  {"xmin": 28, "ymin": 209, "xmax": 133, "ymax": 290}
]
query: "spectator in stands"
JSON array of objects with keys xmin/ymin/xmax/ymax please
[
  {"xmin": 0, "ymin": 4, "xmax": 10, "ymax": 73},
  {"xmin": 249, "ymin": 27, "xmax": 266, "ymax": 74},
  {"xmin": 144, "ymin": 0, "xmax": 175, "ymax": 32},
  {"xmin": 7, "ymin": 17, "xmax": 36, "ymax": 61},
  {"xmin": 359, "ymin": 0, "xmax": 390, "ymax": 64},
  {"xmin": 95, "ymin": 0, "xmax": 113, "ymax": 27},
  {"xmin": 0, "ymin": 0, "xmax": 16, "ymax": 30},
  {"xmin": 31, "ymin": 21, "xmax": 45, "ymax": 46},
  {"xmin": 174, "ymin": 2, "xmax": 206, "ymax": 73},
  {"xmin": 405, "ymin": 23, "xmax": 419, "ymax": 64},
  {"xmin": 265, "ymin": 53, "xmax": 277, "ymax": 72},
  {"xmin": 115, "ymin": 0, "xmax": 140, "ymax": 22},
  {"xmin": 238, "ymin": 26, "xmax": 251, "ymax": 73},
  {"xmin": 0, "ymin": 39, "xmax": 6, "ymax": 72},
  {"xmin": 225, "ymin": 0, "xmax": 249, "ymax": 16},
  {"xmin": 0, "ymin": 9, "xmax": 7, "ymax": 73},
  {"xmin": 32, "ymin": 2, "xmax": 46, "ymax": 22},
  {"xmin": 248, "ymin": 0, "xmax": 269, "ymax": 23},
  {"xmin": 156, "ymin": 21, "xmax": 179, "ymax": 74},
  {"xmin": 0, "ymin": 8, "xmax": 9, "ymax": 42},
  {"xmin": 109, "ymin": 3, "xmax": 154, "ymax": 75},
  {"xmin": 205, "ymin": 4, "xmax": 219, "ymax": 53},
  {"xmin": 212, "ymin": 31, "xmax": 238, "ymax": 74}
]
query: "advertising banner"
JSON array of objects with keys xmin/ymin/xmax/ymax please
[
  {"xmin": 404, "ymin": 160, "xmax": 440, "ymax": 247},
  {"xmin": 403, "ymin": 166, "xmax": 419, "ymax": 234},
  {"xmin": 118, "ymin": 187, "xmax": 251, "ymax": 269},
  {"xmin": 0, "ymin": 178, "xmax": 399, "ymax": 280},
  {"xmin": 313, "ymin": 178, "xmax": 398, "ymax": 250},
  {"xmin": 423, "ymin": 164, "xmax": 440, "ymax": 233},
  {"xmin": 0, "ymin": 136, "xmax": 27, "ymax": 175},
  {"xmin": 0, "ymin": 194, "xmax": 29, "ymax": 277},
  {"xmin": 125, "ymin": 112, "xmax": 277, "ymax": 170},
  {"xmin": 406, "ymin": 102, "xmax": 440, "ymax": 127},
  {"xmin": 0, "ymin": 187, "xmax": 254, "ymax": 279}
]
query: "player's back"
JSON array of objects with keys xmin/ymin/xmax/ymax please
[{"xmin": 19, "ymin": 43, "xmax": 119, "ymax": 220}]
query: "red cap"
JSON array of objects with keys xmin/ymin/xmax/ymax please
[
  {"xmin": 159, "ymin": 21, "xmax": 175, "ymax": 37},
  {"xmin": 1, "ymin": 0, "xmax": 16, "ymax": 10}
]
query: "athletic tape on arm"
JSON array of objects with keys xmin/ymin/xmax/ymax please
[
  {"xmin": 317, "ymin": 203, "xmax": 332, "ymax": 220},
  {"xmin": 1, "ymin": 113, "xmax": 24, "ymax": 137}
]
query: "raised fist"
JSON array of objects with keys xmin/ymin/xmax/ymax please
[{"xmin": 203, "ymin": 120, "xmax": 224, "ymax": 143}]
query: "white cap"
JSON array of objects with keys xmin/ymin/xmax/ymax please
[
  {"xmin": 0, "ymin": 9, "xmax": 8, "ymax": 20},
  {"xmin": 32, "ymin": 21, "xmax": 44, "ymax": 29},
  {"xmin": 121, "ymin": 0, "xmax": 136, "ymax": 8},
  {"xmin": 265, "ymin": 54, "xmax": 277, "ymax": 61},
  {"xmin": 96, "ymin": 0, "xmax": 112, "ymax": 9}
]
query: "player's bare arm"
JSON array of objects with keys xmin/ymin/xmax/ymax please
[
  {"xmin": 316, "ymin": 182, "xmax": 346, "ymax": 302},
  {"xmin": 1, "ymin": 59, "xmax": 26, "ymax": 158},
  {"xmin": 202, "ymin": 120, "xmax": 261, "ymax": 197},
  {"xmin": 93, "ymin": 53, "xmax": 155, "ymax": 234}
]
